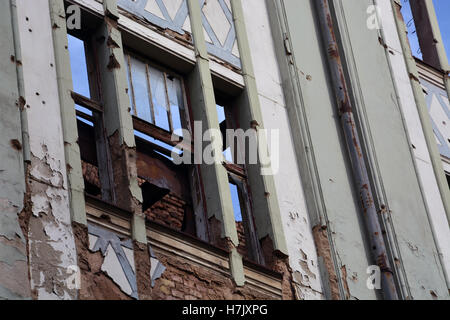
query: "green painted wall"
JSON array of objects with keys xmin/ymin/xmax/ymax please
[
  {"xmin": 0, "ymin": 0, "xmax": 31, "ymax": 300},
  {"xmin": 270, "ymin": 0, "xmax": 448, "ymax": 299}
]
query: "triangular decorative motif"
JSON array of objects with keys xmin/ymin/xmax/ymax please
[
  {"xmin": 117, "ymin": 0, "xmax": 241, "ymax": 68},
  {"xmin": 118, "ymin": 0, "xmax": 190, "ymax": 35},
  {"xmin": 201, "ymin": 0, "xmax": 241, "ymax": 68},
  {"xmin": 145, "ymin": 0, "xmax": 165, "ymax": 20},
  {"xmin": 88, "ymin": 224, "xmax": 139, "ymax": 299},
  {"xmin": 422, "ymin": 79, "xmax": 450, "ymax": 159}
]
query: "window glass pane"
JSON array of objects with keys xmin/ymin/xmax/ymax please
[
  {"xmin": 134, "ymin": 130, "xmax": 182, "ymax": 155},
  {"xmin": 216, "ymin": 104, "xmax": 226, "ymax": 123},
  {"xmin": 229, "ymin": 182, "xmax": 242, "ymax": 222},
  {"xmin": 148, "ymin": 66, "xmax": 170, "ymax": 131},
  {"xmin": 75, "ymin": 105, "xmax": 93, "ymax": 117},
  {"xmin": 130, "ymin": 57, "xmax": 153, "ymax": 123},
  {"xmin": 67, "ymin": 35, "xmax": 91, "ymax": 98},
  {"xmin": 76, "ymin": 115, "xmax": 94, "ymax": 127},
  {"xmin": 167, "ymin": 77, "xmax": 184, "ymax": 136},
  {"xmin": 216, "ymin": 104, "xmax": 233, "ymax": 162}
]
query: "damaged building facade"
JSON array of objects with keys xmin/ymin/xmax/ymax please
[{"xmin": 0, "ymin": 0, "xmax": 449, "ymax": 300}]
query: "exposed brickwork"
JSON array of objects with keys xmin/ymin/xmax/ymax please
[
  {"xmin": 312, "ymin": 225, "xmax": 340, "ymax": 300},
  {"xmin": 144, "ymin": 193, "xmax": 185, "ymax": 231},
  {"xmin": 82, "ymin": 161, "xmax": 100, "ymax": 189},
  {"xmin": 150, "ymin": 249, "xmax": 279, "ymax": 300},
  {"xmin": 261, "ymin": 236, "xmax": 296, "ymax": 300},
  {"xmin": 236, "ymin": 221, "xmax": 248, "ymax": 258},
  {"xmin": 134, "ymin": 241, "xmax": 153, "ymax": 300}
]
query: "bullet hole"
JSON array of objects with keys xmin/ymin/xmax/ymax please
[
  {"xmin": 50, "ymin": 63, "xmax": 54, "ymax": 67},
  {"xmin": 306, "ymin": 75, "xmax": 312, "ymax": 81},
  {"xmin": 372, "ymin": 246, "xmax": 377, "ymax": 250},
  {"xmin": 10, "ymin": 139, "xmax": 22, "ymax": 151},
  {"xmin": 26, "ymin": 17, "xmax": 29, "ymax": 21},
  {"xmin": 18, "ymin": 96, "xmax": 26, "ymax": 110},
  {"xmin": 35, "ymin": 92, "xmax": 40, "ymax": 96},
  {"xmin": 42, "ymin": 101, "xmax": 46, "ymax": 105},
  {"xmin": 10, "ymin": 55, "xmax": 15, "ymax": 63},
  {"xmin": 28, "ymin": 28, "xmax": 32, "ymax": 33}
]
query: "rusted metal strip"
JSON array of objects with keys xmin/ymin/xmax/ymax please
[{"xmin": 315, "ymin": 0, "xmax": 398, "ymax": 300}]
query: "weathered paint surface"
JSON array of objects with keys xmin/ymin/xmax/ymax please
[
  {"xmin": 0, "ymin": 0, "xmax": 31, "ymax": 300},
  {"xmin": 242, "ymin": 0, "xmax": 323, "ymax": 300},
  {"xmin": 377, "ymin": 0, "xmax": 450, "ymax": 292},
  {"xmin": 276, "ymin": 0, "xmax": 376, "ymax": 299},
  {"xmin": 332, "ymin": 0, "xmax": 448, "ymax": 299},
  {"xmin": 17, "ymin": 0, "xmax": 78, "ymax": 299}
]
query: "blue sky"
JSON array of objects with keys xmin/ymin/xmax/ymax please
[{"xmin": 401, "ymin": 0, "xmax": 450, "ymax": 60}]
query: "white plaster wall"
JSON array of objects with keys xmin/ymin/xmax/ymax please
[
  {"xmin": 378, "ymin": 0, "xmax": 450, "ymax": 288},
  {"xmin": 242, "ymin": 0, "xmax": 323, "ymax": 299},
  {"xmin": 17, "ymin": 0, "xmax": 79, "ymax": 299}
]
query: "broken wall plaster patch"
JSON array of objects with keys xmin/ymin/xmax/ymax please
[
  {"xmin": 0, "ymin": 198, "xmax": 26, "ymax": 241},
  {"xmin": 149, "ymin": 246, "xmax": 166, "ymax": 287},
  {"xmin": 88, "ymin": 224, "xmax": 138, "ymax": 298}
]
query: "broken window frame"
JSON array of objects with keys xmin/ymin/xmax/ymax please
[
  {"xmin": 67, "ymin": 30, "xmax": 115, "ymax": 202},
  {"xmin": 216, "ymin": 100, "xmax": 265, "ymax": 265},
  {"xmin": 125, "ymin": 50, "xmax": 209, "ymax": 239},
  {"xmin": 125, "ymin": 50, "xmax": 188, "ymax": 140}
]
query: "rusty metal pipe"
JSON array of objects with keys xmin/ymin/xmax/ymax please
[{"xmin": 315, "ymin": 0, "xmax": 398, "ymax": 300}]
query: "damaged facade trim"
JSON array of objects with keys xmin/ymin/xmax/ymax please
[
  {"xmin": 230, "ymin": 0, "xmax": 288, "ymax": 259},
  {"xmin": 186, "ymin": 0, "xmax": 244, "ymax": 286},
  {"xmin": 49, "ymin": 0, "xmax": 88, "ymax": 226},
  {"xmin": 88, "ymin": 223, "xmax": 138, "ymax": 299}
]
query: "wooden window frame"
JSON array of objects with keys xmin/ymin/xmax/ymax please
[{"xmin": 68, "ymin": 30, "xmax": 114, "ymax": 202}]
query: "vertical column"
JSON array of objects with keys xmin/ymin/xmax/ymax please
[
  {"xmin": 187, "ymin": 0, "xmax": 244, "ymax": 286},
  {"xmin": 17, "ymin": 0, "xmax": 79, "ymax": 299},
  {"xmin": 0, "ymin": 0, "xmax": 31, "ymax": 300},
  {"xmin": 393, "ymin": 0, "xmax": 450, "ymax": 222},
  {"xmin": 49, "ymin": 0, "xmax": 87, "ymax": 226},
  {"xmin": 95, "ymin": 0, "xmax": 146, "ymax": 244},
  {"xmin": 230, "ymin": 0, "xmax": 288, "ymax": 261},
  {"xmin": 96, "ymin": 0, "xmax": 150, "ymax": 299}
]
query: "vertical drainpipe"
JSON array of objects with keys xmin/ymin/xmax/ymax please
[
  {"xmin": 315, "ymin": 0, "xmax": 398, "ymax": 300},
  {"xmin": 392, "ymin": 0, "xmax": 450, "ymax": 223}
]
